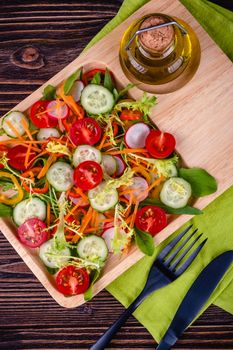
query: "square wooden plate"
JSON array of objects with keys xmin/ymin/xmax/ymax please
[{"xmin": 0, "ymin": 0, "xmax": 232, "ymax": 308}]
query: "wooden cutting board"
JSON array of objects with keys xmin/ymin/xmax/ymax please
[{"xmin": 0, "ymin": 0, "xmax": 232, "ymax": 308}]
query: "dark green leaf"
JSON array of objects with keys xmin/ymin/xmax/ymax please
[
  {"xmin": 135, "ymin": 228, "xmax": 155, "ymax": 256},
  {"xmin": 84, "ymin": 269, "xmax": 100, "ymax": 301},
  {"xmin": 113, "ymin": 88, "xmax": 119, "ymax": 101},
  {"xmin": 104, "ymin": 69, "xmax": 114, "ymax": 92},
  {"xmin": 91, "ymin": 72, "xmax": 101, "ymax": 85},
  {"xmin": 115, "ymin": 83, "xmax": 134, "ymax": 102},
  {"xmin": 64, "ymin": 68, "xmax": 82, "ymax": 95},
  {"xmin": 42, "ymin": 84, "xmax": 56, "ymax": 101},
  {"xmin": 140, "ymin": 198, "xmax": 203, "ymax": 215},
  {"xmin": 46, "ymin": 266, "xmax": 59, "ymax": 275},
  {"xmin": 179, "ymin": 167, "xmax": 217, "ymax": 197},
  {"xmin": 0, "ymin": 203, "xmax": 12, "ymax": 217}
]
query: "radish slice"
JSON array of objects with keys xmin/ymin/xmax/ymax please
[
  {"xmin": 125, "ymin": 122, "xmax": 150, "ymax": 149},
  {"xmin": 69, "ymin": 80, "xmax": 84, "ymax": 102},
  {"xmin": 102, "ymin": 155, "xmax": 117, "ymax": 176},
  {"xmin": 113, "ymin": 155, "xmax": 126, "ymax": 177},
  {"xmin": 124, "ymin": 176, "xmax": 149, "ymax": 202},
  {"xmin": 47, "ymin": 100, "xmax": 69, "ymax": 120},
  {"xmin": 102, "ymin": 227, "xmax": 127, "ymax": 253},
  {"xmin": 68, "ymin": 195, "xmax": 89, "ymax": 207}
]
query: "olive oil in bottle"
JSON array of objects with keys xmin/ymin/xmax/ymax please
[{"xmin": 119, "ymin": 13, "xmax": 201, "ymax": 94}]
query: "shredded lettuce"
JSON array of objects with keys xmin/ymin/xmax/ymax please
[
  {"xmin": 46, "ymin": 141, "xmax": 71, "ymax": 158},
  {"xmin": 114, "ymin": 92, "xmax": 157, "ymax": 119},
  {"xmin": 129, "ymin": 153, "xmax": 179, "ymax": 177}
]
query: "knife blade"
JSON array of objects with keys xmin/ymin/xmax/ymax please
[{"xmin": 156, "ymin": 250, "xmax": 233, "ymax": 350}]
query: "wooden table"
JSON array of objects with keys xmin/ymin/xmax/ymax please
[{"xmin": 0, "ymin": 1, "xmax": 232, "ymax": 349}]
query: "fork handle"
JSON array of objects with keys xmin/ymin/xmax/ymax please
[
  {"xmin": 90, "ymin": 302, "xmax": 136, "ymax": 350},
  {"xmin": 155, "ymin": 332, "xmax": 178, "ymax": 350}
]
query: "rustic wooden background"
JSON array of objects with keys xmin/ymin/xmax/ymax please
[{"xmin": 0, "ymin": 1, "xmax": 233, "ymax": 349}]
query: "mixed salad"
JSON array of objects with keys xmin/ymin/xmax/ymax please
[{"xmin": 0, "ymin": 67, "xmax": 217, "ymax": 299}]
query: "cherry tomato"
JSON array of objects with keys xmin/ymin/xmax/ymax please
[
  {"xmin": 0, "ymin": 145, "xmax": 8, "ymax": 169},
  {"xmin": 135, "ymin": 205, "xmax": 167, "ymax": 236},
  {"xmin": 120, "ymin": 108, "xmax": 144, "ymax": 121},
  {"xmin": 17, "ymin": 218, "xmax": 48, "ymax": 248},
  {"xmin": 145, "ymin": 130, "xmax": 176, "ymax": 159},
  {"xmin": 82, "ymin": 68, "xmax": 114, "ymax": 85},
  {"xmin": 7, "ymin": 145, "xmax": 36, "ymax": 171},
  {"xmin": 30, "ymin": 100, "xmax": 58, "ymax": 128},
  {"xmin": 62, "ymin": 107, "xmax": 84, "ymax": 132},
  {"xmin": 69, "ymin": 117, "xmax": 102, "ymax": 146},
  {"xmin": 74, "ymin": 160, "xmax": 103, "ymax": 191},
  {"xmin": 56, "ymin": 265, "xmax": 89, "ymax": 295}
]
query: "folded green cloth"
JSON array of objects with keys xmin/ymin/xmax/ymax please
[{"xmin": 85, "ymin": 0, "xmax": 233, "ymax": 342}]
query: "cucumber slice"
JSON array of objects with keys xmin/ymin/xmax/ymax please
[
  {"xmin": 160, "ymin": 177, "xmax": 192, "ymax": 209},
  {"xmin": 102, "ymin": 155, "xmax": 117, "ymax": 176},
  {"xmin": 37, "ymin": 128, "xmax": 60, "ymax": 141},
  {"xmin": 73, "ymin": 145, "xmax": 102, "ymax": 167},
  {"xmin": 39, "ymin": 239, "xmax": 71, "ymax": 268},
  {"xmin": 13, "ymin": 198, "xmax": 46, "ymax": 226},
  {"xmin": 88, "ymin": 182, "xmax": 118, "ymax": 212},
  {"xmin": 81, "ymin": 84, "xmax": 114, "ymax": 115},
  {"xmin": 2, "ymin": 111, "xmax": 29, "ymax": 138},
  {"xmin": 77, "ymin": 235, "xmax": 108, "ymax": 261},
  {"xmin": 47, "ymin": 161, "xmax": 74, "ymax": 191}
]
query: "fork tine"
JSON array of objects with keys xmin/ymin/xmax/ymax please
[
  {"xmin": 169, "ymin": 233, "xmax": 203, "ymax": 270},
  {"xmin": 174, "ymin": 238, "xmax": 208, "ymax": 277},
  {"xmin": 164, "ymin": 228, "xmax": 198, "ymax": 265},
  {"xmin": 157, "ymin": 224, "xmax": 193, "ymax": 260}
]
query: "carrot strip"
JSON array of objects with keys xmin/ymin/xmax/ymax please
[
  {"xmin": 21, "ymin": 118, "xmax": 41, "ymax": 152},
  {"xmin": 139, "ymin": 176, "xmax": 165, "ymax": 201},
  {"xmin": 24, "ymin": 143, "xmax": 32, "ymax": 168},
  {"xmin": 100, "ymin": 139, "xmax": 122, "ymax": 149},
  {"xmin": 80, "ymin": 207, "xmax": 93, "ymax": 233},
  {"xmin": 6, "ymin": 121, "xmax": 25, "ymax": 141},
  {"xmin": 97, "ymin": 133, "xmax": 108, "ymax": 150},
  {"xmin": 47, "ymin": 203, "xmax": 51, "ymax": 226},
  {"xmin": 106, "ymin": 148, "xmax": 148, "ymax": 156},
  {"xmin": 71, "ymin": 187, "xmax": 88, "ymax": 202},
  {"xmin": 84, "ymin": 226, "xmax": 101, "ymax": 234},
  {"xmin": 37, "ymin": 155, "xmax": 56, "ymax": 179},
  {"xmin": 58, "ymin": 85, "xmax": 84, "ymax": 119},
  {"xmin": 131, "ymin": 166, "xmax": 151, "ymax": 184},
  {"xmin": 130, "ymin": 201, "xmax": 139, "ymax": 229}
]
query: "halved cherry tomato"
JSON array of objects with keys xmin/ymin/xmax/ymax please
[
  {"xmin": 30, "ymin": 100, "xmax": 58, "ymax": 128},
  {"xmin": 62, "ymin": 107, "xmax": 84, "ymax": 132},
  {"xmin": 82, "ymin": 68, "xmax": 114, "ymax": 85},
  {"xmin": 74, "ymin": 160, "xmax": 103, "ymax": 191},
  {"xmin": 56, "ymin": 265, "xmax": 89, "ymax": 295},
  {"xmin": 21, "ymin": 167, "xmax": 49, "ymax": 194},
  {"xmin": 69, "ymin": 117, "xmax": 102, "ymax": 146},
  {"xmin": 135, "ymin": 205, "xmax": 167, "ymax": 236},
  {"xmin": 145, "ymin": 130, "xmax": 176, "ymax": 159},
  {"xmin": 17, "ymin": 218, "xmax": 48, "ymax": 248},
  {"xmin": 7, "ymin": 145, "xmax": 36, "ymax": 171},
  {"xmin": 120, "ymin": 108, "xmax": 144, "ymax": 121},
  {"xmin": 0, "ymin": 145, "xmax": 8, "ymax": 169}
]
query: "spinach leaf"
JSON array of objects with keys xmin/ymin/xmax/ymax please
[
  {"xmin": 91, "ymin": 72, "xmax": 101, "ymax": 85},
  {"xmin": 42, "ymin": 84, "xmax": 56, "ymax": 101},
  {"xmin": 0, "ymin": 203, "xmax": 13, "ymax": 217},
  {"xmin": 179, "ymin": 167, "xmax": 217, "ymax": 197},
  {"xmin": 104, "ymin": 69, "xmax": 114, "ymax": 92},
  {"xmin": 64, "ymin": 68, "xmax": 82, "ymax": 95},
  {"xmin": 135, "ymin": 228, "xmax": 155, "ymax": 256},
  {"xmin": 140, "ymin": 198, "xmax": 203, "ymax": 215},
  {"xmin": 115, "ymin": 83, "xmax": 134, "ymax": 102},
  {"xmin": 84, "ymin": 269, "xmax": 100, "ymax": 301}
]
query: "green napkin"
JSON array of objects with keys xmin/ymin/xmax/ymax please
[{"xmin": 84, "ymin": 0, "xmax": 233, "ymax": 342}]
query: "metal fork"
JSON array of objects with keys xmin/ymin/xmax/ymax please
[{"xmin": 90, "ymin": 225, "xmax": 207, "ymax": 350}]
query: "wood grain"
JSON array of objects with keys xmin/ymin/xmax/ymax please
[{"xmin": 0, "ymin": 0, "xmax": 232, "ymax": 349}]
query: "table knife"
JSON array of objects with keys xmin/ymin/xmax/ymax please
[{"xmin": 156, "ymin": 250, "xmax": 233, "ymax": 350}]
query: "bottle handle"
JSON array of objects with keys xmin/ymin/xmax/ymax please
[{"xmin": 125, "ymin": 21, "xmax": 187, "ymax": 50}]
